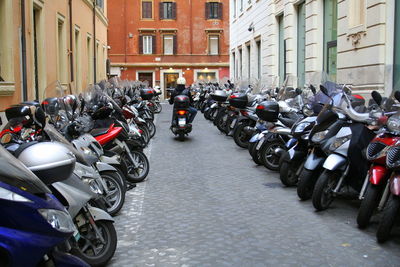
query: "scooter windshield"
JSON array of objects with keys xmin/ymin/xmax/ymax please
[{"xmin": 0, "ymin": 145, "xmax": 51, "ymax": 195}]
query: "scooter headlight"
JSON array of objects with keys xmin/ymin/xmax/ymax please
[
  {"xmin": 0, "ymin": 187, "xmax": 32, "ymax": 202},
  {"xmin": 387, "ymin": 114, "xmax": 400, "ymax": 134},
  {"xmin": 311, "ymin": 130, "xmax": 329, "ymax": 143},
  {"xmin": 330, "ymin": 134, "xmax": 352, "ymax": 151},
  {"xmin": 38, "ymin": 209, "xmax": 76, "ymax": 233}
]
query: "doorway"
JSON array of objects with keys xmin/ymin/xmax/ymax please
[
  {"xmin": 164, "ymin": 73, "xmax": 179, "ymax": 98},
  {"xmin": 138, "ymin": 72, "xmax": 154, "ymax": 88}
]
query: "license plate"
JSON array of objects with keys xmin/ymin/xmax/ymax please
[
  {"xmin": 178, "ymin": 118, "xmax": 186, "ymax": 126},
  {"xmin": 256, "ymin": 138, "xmax": 265, "ymax": 150},
  {"xmin": 230, "ymin": 119, "xmax": 237, "ymax": 128}
]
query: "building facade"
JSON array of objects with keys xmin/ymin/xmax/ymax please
[
  {"xmin": 108, "ymin": 0, "xmax": 230, "ymax": 98},
  {"xmin": 0, "ymin": 0, "xmax": 109, "ymax": 114},
  {"xmin": 230, "ymin": 0, "xmax": 399, "ymax": 96}
]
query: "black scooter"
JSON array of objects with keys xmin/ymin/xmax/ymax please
[{"xmin": 171, "ymin": 95, "xmax": 192, "ymax": 141}]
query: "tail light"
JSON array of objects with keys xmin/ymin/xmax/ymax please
[
  {"xmin": 366, "ymin": 142, "xmax": 387, "ymax": 161},
  {"xmin": 387, "ymin": 146, "xmax": 400, "ymax": 169},
  {"xmin": 177, "ymin": 110, "xmax": 187, "ymax": 115},
  {"xmin": 256, "ymin": 105, "xmax": 264, "ymax": 110},
  {"xmin": 139, "ymin": 129, "xmax": 143, "ymax": 134}
]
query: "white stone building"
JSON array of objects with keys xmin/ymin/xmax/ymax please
[{"xmin": 230, "ymin": 0, "xmax": 399, "ymax": 96}]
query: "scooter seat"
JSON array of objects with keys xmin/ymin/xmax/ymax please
[
  {"xmin": 90, "ymin": 128, "xmax": 109, "ymax": 137},
  {"xmin": 279, "ymin": 117, "xmax": 297, "ymax": 128}
]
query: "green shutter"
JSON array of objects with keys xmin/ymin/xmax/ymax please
[
  {"xmin": 278, "ymin": 15, "xmax": 285, "ymax": 85},
  {"xmin": 394, "ymin": 2, "xmax": 400, "ymax": 90},
  {"xmin": 324, "ymin": 0, "xmax": 337, "ymax": 81},
  {"xmin": 297, "ymin": 2, "xmax": 306, "ymax": 87}
]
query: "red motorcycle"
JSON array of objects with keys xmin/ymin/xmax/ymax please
[{"xmin": 357, "ymin": 132, "xmax": 400, "ymax": 228}]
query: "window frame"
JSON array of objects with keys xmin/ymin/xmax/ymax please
[
  {"xmin": 143, "ymin": 35, "xmax": 153, "ymax": 54},
  {"xmin": 163, "ymin": 34, "xmax": 174, "ymax": 55},
  {"xmin": 0, "ymin": 0, "xmax": 14, "ymax": 87},
  {"xmin": 141, "ymin": 0, "xmax": 153, "ymax": 20},
  {"xmin": 161, "ymin": 2, "xmax": 174, "ymax": 20},
  {"xmin": 208, "ymin": 34, "xmax": 220, "ymax": 55}
]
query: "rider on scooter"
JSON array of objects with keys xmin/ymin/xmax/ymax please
[{"xmin": 169, "ymin": 77, "xmax": 197, "ymax": 125}]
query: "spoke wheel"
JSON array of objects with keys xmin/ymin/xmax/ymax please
[
  {"xmin": 101, "ymin": 171, "xmax": 125, "ymax": 216},
  {"xmin": 312, "ymin": 170, "xmax": 339, "ymax": 211},
  {"xmin": 72, "ymin": 220, "xmax": 117, "ymax": 267},
  {"xmin": 260, "ymin": 140, "xmax": 286, "ymax": 171},
  {"xmin": 123, "ymin": 150, "xmax": 150, "ymax": 183}
]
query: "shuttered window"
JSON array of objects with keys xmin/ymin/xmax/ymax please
[
  {"xmin": 205, "ymin": 2, "xmax": 222, "ymax": 19},
  {"xmin": 160, "ymin": 2, "xmax": 176, "ymax": 20},
  {"xmin": 142, "ymin": 1, "xmax": 153, "ymax": 19},
  {"xmin": 163, "ymin": 35, "xmax": 173, "ymax": 55},
  {"xmin": 140, "ymin": 35, "xmax": 155, "ymax": 54},
  {"xmin": 209, "ymin": 35, "xmax": 219, "ymax": 55}
]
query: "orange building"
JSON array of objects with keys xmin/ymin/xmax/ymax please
[{"xmin": 108, "ymin": 0, "xmax": 230, "ymax": 98}]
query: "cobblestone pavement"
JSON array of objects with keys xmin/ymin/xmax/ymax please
[{"xmin": 109, "ymin": 104, "xmax": 400, "ymax": 267}]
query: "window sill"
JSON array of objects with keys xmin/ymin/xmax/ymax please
[
  {"xmin": 160, "ymin": 19, "xmax": 176, "ymax": 21},
  {"xmin": 207, "ymin": 18, "xmax": 222, "ymax": 21},
  {"xmin": 246, "ymin": 5, "xmax": 252, "ymax": 11},
  {"xmin": 239, "ymin": 12, "xmax": 244, "ymax": 18},
  {"xmin": 141, "ymin": 18, "xmax": 155, "ymax": 21},
  {"xmin": 0, "ymin": 82, "xmax": 15, "ymax": 96}
]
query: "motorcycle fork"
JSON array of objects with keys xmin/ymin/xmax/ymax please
[
  {"xmin": 83, "ymin": 206, "xmax": 106, "ymax": 244},
  {"xmin": 378, "ymin": 180, "xmax": 391, "ymax": 211},
  {"xmin": 115, "ymin": 139, "xmax": 139, "ymax": 168},
  {"xmin": 333, "ymin": 165, "xmax": 350, "ymax": 194}
]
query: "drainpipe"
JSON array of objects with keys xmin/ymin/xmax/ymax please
[
  {"xmin": 93, "ymin": 0, "xmax": 97, "ymax": 83},
  {"xmin": 21, "ymin": 0, "xmax": 28, "ymax": 101},
  {"xmin": 69, "ymin": 0, "xmax": 74, "ymax": 88}
]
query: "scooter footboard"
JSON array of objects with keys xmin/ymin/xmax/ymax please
[{"xmin": 323, "ymin": 153, "xmax": 347, "ymax": 171}]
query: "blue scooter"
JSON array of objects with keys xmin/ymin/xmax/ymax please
[{"xmin": 0, "ymin": 145, "xmax": 88, "ymax": 267}]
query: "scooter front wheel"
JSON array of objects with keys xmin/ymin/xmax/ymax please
[
  {"xmin": 279, "ymin": 159, "xmax": 299, "ymax": 187},
  {"xmin": 72, "ymin": 220, "xmax": 117, "ymax": 267},
  {"xmin": 376, "ymin": 195, "xmax": 400, "ymax": 243},
  {"xmin": 100, "ymin": 171, "xmax": 126, "ymax": 216},
  {"xmin": 123, "ymin": 151, "xmax": 150, "ymax": 183},
  {"xmin": 260, "ymin": 140, "xmax": 286, "ymax": 171},
  {"xmin": 357, "ymin": 184, "xmax": 382, "ymax": 229},
  {"xmin": 312, "ymin": 170, "xmax": 339, "ymax": 211}
]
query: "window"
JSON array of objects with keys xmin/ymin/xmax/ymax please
[
  {"xmin": 96, "ymin": 41, "xmax": 100, "ymax": 82},
  {"xmin": 96, "ymin": 0, "xmax": 104, "ymax": 10},
  {"xmin": 57, "ymin": 16, "xmax": 67, "ymax": 83},
  {"xmin": 141, "ymin": 35, "xmax": 154, "ymax": 54},
  {"xmin": 206, "ymin": 2, "xmax": 222, "ymax": 19},
  {"xmin": 74, "ymin": 27, "xmax": 82, "ymax": 92},
  {"xmin": 142, "ymin": 1, "xmax": 153, "ymax": 19},
  {"xmin": 209, "ymin": 35, "xmax": 219, "ymax": 55},
  {"xmin": 297, "ymin": 2, "xmax": 306, "ymax": 87},
  {"xmin": 163, "ymin": 35, "xmax": 175, "ymax": 55},
  {"xmin": 197, "ymin": 72, "xmax": 216, "ymax": 81},
  {"xmin": 238, "ymin": 48, "xmax": 242, "ymax": 78},
  {"xmin": 87, "ymin": 35, "xmax": 93, "ymax": 84},
  {"xmin": 240, "ymin": 0, "xmax": 243, "ymax": 12},
  {"xmin": 246, "ymin": 44, "xmax": 250, "ymax": 78},
  {"xmin": 160, "ymin": 2, "xmax": 176, "ymax": 20},
  {"xmin": 256, "ymin": 40, "xmax": 261, "ymax": 79},
  {"xmin": 0, "ymin": 0, "xmax": 13, "ymax": 83},
  {"xmin": 324, "ymin": 0, "xmax": 337, "ymax": 81},
  {"xmin": 232, "ymin": 52, "xmax": 236, "ymax": 78},
  {"xmin": 278, "ymin": 15, "xmax": 285, "ymax": 85},
  {"xmin": 348, "ymin": 0, "xmax": 365, "ymax": 28},
  {"xmin": 233, "ymin": 0, "xmax": 236, "ymax": 18}
]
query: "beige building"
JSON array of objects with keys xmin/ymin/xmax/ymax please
[
  {"xmin": 0, "ymin": 0, "xmax": 109, "ymax": 114},
  {"xmin": 230, "ymin": 0, "xmax": 399, "ymax": 97}
]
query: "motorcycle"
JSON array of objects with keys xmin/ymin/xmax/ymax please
[{"xmin": 170, "ymin": 95, "xmax": 193, "ymax": 141}]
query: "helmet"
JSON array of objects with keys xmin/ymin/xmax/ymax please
[{"xmin": 177, "ymin": 77, "xmax": 186, "ymax": 85}]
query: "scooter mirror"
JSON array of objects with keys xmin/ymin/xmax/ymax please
[
  {"xmin": 394, "ymin": 91, "xmax": 400, "ymax": 103},
  {"xmin": 371, "ymin": 90, "xmax": 382, "ymax": 106},
  {"xmin": 275, "ymin": 87, "xmax": 280, "ymax": 93},
  {"xmin": 295, "ymin": 88, "xmax": 302, "ymax": 95},
  {"xmin": 319, "ymin": 85, "xmax": 329, "ymax": 96},
  {"xmin": 309, "ymin": 84, "xmax": 316, "ymax": 95}
]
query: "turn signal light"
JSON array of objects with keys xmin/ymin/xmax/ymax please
[
  {"xmin": 256, "ymin": 105, "xmax": 264, "ymax": 110},
  {"xmin": 177, "ymin": 110, "xmax": 187, "ymax": 115}
]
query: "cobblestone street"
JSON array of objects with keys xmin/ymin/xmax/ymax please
[{"xmin": 110, "ymin": 104, "xmax": 400, "ymax": 267}]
